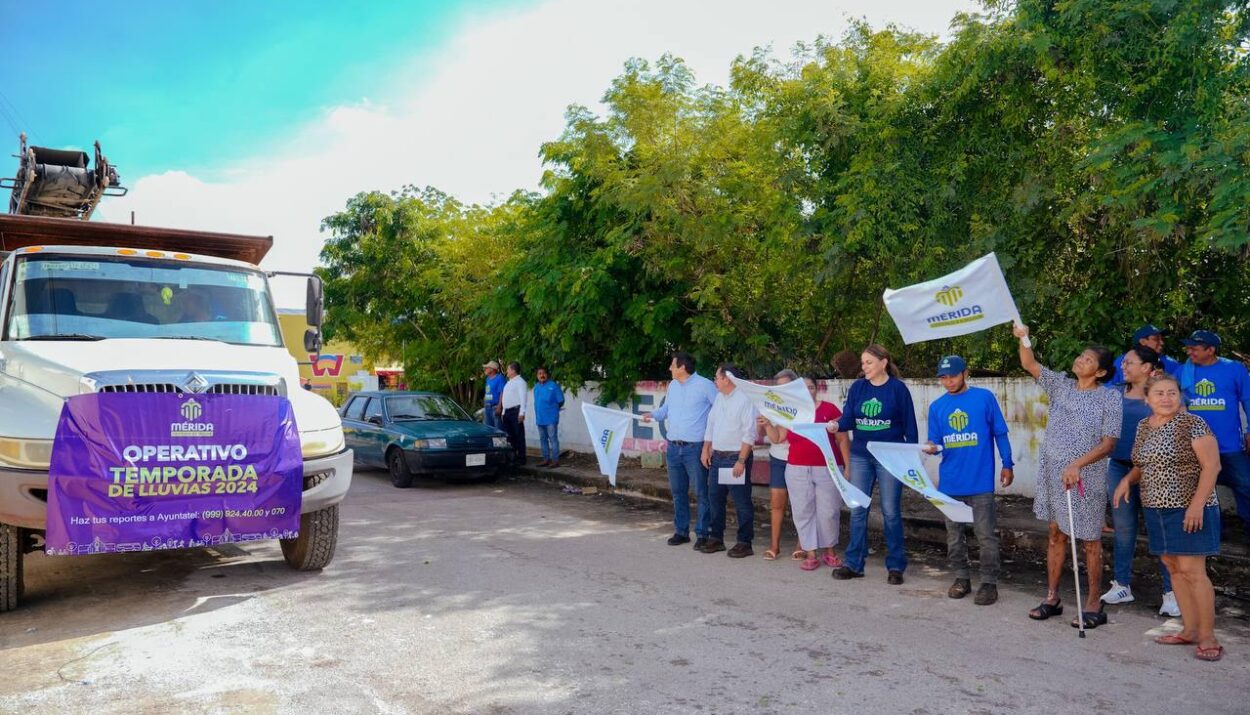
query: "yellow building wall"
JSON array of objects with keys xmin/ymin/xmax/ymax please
[{"xmin": 278, "ymin": 311, "xmax": 377, "ymax": 405}]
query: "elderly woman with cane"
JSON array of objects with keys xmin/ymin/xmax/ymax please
[
  {"xmin": 1013, "ymin": 324, "xmax": 1121, "ymax": 629},
  {"xmin": 1115, "ymin": 373, "xmax": 1224, "ymax": 661}
]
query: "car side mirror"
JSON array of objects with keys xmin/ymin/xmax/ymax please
[{"xmin": 303, "ymin": 328, "xmax": 322, "ymax": 353}]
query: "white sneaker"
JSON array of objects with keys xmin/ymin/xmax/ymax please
[
  {"xmin": 1100, "ymin": 580, "xmax": 1135, "ymax": 604},
  {"xmin": 1159, "ymin": 591, "xmax": 1181, "ymax": 617}
]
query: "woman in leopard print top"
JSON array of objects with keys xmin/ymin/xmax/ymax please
[{"xmin": 1115, "ymin": 373, "xmax": 1224, "ymax": 662}]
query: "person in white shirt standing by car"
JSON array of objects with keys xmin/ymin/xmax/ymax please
[
  {"xmin": 701, "ymin": 363, "xmax": 760, "ymax": 558},
  {"xmin": 501, "ymin": 362, "xmax": 528, "ymax": 466}
]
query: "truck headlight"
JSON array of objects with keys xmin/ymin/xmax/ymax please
[
  {"xmin": 0, "ymin": 438, "xmax": 53, "ymax": 469},
  {"xmin": 492, "ymin": 436, "xmax": 510, "ymax": 449},
  {"xmin": 300, "ymin": 428, "xmax": 345, "ymax": 459},
  {"xmin": 413, "ymin": 438, "xmax": 447, "ymax": 449}
]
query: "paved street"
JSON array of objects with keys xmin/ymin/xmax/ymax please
[{"xmin": 1, "ymin": 471, "xmax": 1247, "ymax": 714}]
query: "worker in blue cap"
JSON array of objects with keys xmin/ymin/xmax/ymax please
[
  {"xmin": 922, "ymin": 355, "xmax": 1014, "ymax": 605},
  {"xmin": 1110, "ymin": 324, "xmax": 1181, "ymax": 384},
  {"xmin": 1180, "ymin": 330, "xmax": 1250, "ymax": 540}
]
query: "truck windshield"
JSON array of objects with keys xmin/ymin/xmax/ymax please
[{"xmin": 5, "ymin": 255, "xmax": 284, "ymax": 346}]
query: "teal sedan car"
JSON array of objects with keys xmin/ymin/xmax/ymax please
[{"xmin": 340, "ymin": 391, "xmax": 514, "ymax": 487}]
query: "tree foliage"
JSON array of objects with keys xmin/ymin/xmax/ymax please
[{"xmin": 319, "ymin": 1, "xmax": 1250, "ymax": 405}]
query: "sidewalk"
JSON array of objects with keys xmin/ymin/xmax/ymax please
[{"xmin": 516, "ymin": 453, "xmax": 1250, "ymax": 594}]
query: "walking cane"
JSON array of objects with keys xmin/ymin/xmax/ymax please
[{"xmin": 1066, "ymin": 480, "xmax": 1086, "ymax": 639}]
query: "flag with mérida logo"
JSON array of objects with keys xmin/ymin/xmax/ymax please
[{"xmin": 882, "ymin": 253, "xmax": 1022, "ymax": 344}]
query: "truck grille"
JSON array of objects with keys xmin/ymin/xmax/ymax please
[
  {"xmin": 98, "ymin": 383, "xmax": 279, "ymax": 396},
  {"xmin": 84, "ymin": 370, "xmax": 286, "ymax": 397}
]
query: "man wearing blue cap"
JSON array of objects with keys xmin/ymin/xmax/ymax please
[
  {"xmin": 1180, "ymin": 330, "xmax": 1250, "ymax": 536},
  {"xmin": 923, "ymin": 356, "xmax": 1015, "ymax": 605},
  {"xmin": 1111, "ymin": 324, "xmax": 1181, "ymax": 384}
]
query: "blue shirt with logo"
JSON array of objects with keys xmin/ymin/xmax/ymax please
[
  {"xmin": 927, "ymin": 387, "xmax": 1013, "ymax": 496},
  {"xmin": 1181, "ymin": 358, "xmax": 1250, "ymax": 453},
  {"xmin": 1110, "ymin": 352, "xmax": 1181, "ymax": 385},
  {"xmin": 837, "ymin": 376, "xmax": 918, "ymax": 457},
  {"xmin": 532, "ymin": 380, "xmax": 565, "ymax": 426},
  {"xmin": 484, "ymin": 373, "xmax": 506, "ymax": 407}
]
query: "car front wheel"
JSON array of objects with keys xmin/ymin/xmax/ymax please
[{"xmin": 387, "ymin": 448, "xmax": 415, "ymax": 488}]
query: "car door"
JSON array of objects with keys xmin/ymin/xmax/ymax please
[{"xmin": 360, "ymin": 397, "xmax": 389, "ymax": 466}]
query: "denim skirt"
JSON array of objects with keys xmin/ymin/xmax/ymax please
[
  {"xmin": 1144, "ymin": 504, "xmax": 1221, "ymax": 557},
  {"xmin": 769, "ymin": 456, "xmax": 788, "ymax": 489}
]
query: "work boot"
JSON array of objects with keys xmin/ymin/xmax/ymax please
[
  {"xmin": 666, "ymin": 534, "xmax": 691, "ymax": 546},
  {"xmin": 887, "ymin": 570, "xmax": 905, "ymax": 585},
  {"xmin": 974, "ymin": 583, "xmax": 999, "ymax": 606},
  {"xmin": 727, "ymin": 543, "xmax": 754, "ymax": 558},
  {"xmin": 692, "ymin": 537, "xmax": 708, "ymax": 551},
  {"xmin": 700, "ymin": 539, "xmax": 726, "ymax": 554},
  {"xmin": 831, "ymin": 566, "xmax": 864, "ymax": 580},
  {"xmin": 948, "ymin": 578, "xmax": 972, "ymax": 599}
]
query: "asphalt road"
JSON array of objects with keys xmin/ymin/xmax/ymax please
[{"xmin": 1, "ymin": 471, "xmax": 1247, "ymax": 714}]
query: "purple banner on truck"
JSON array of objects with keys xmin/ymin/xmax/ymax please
[{"xmin": 46, "ymin": 392, "xmax": 303, "ymax": 556}]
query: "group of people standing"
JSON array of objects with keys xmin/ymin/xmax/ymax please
[
  {"xmin": 643, "ymin": 323, "xmax": 1247, "ymax": 664},
  {"xmin": 481, "ymin": 360, "xmax": 566, "ymax": 467}
]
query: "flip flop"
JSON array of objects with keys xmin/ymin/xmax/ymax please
[
  {"xmin": 1029, "ymin": 600, "xmax": 1063, "ymax": 620},
  {"xmin": 1155, "ymin": 634, "xmax": 1196, "ymax": 646},
  {"xmin": 791, "ymin": 549, "xmax": 806, "ymax": 561},
  {"xmin": 800, "ymin": 557, "xmax": 820, "ymax": 571},
  {"xmin": 763, "ymin": 549, "xmax": 779, "ymax": 561},
  {"xmin": 822, "ymin": 552, "xmax": 842, "ymax": 569},
  {"xmin": 1195, "ymin": 645, "xmax": 1224, "ymax": 662}
]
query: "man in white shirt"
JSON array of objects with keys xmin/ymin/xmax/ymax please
[
  {"xmin": 501, "ymin": 361, "xmax": 528, "ymax": 465},
  {"xmin": 700, "ymin": 363, "xmax": 759, "ymax": 557}
]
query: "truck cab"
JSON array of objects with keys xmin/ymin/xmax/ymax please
[{"xmin": 0, "ymin": 214, "xmax": 353, "ymax": 611}]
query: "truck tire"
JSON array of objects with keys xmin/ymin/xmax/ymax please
[
  {"xmin": 281, "ymin": 473, "xmax": 339, "ymax": 571},
  {"xmin": 387, "ymin": 448, "xmax": 415, "ymax": 489},
  {"xmin": 0, "ymin": 523, "xmax": 25, "ymax": 613}
]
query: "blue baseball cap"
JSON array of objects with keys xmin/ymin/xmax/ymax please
[
  {"xmin": 936, "ymin": 355, "xmax": 967, "ymax": 377},
  {"xmin": 1132, "ymin": 324, "xmax": 1162, "ymax": 343},
  {"xmin": 1181, "ymin": 330, "xmax": 1222, "ymax": 348}
]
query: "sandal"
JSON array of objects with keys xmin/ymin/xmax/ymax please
[
  {"xmin": 1194, "ymin": 645, "xmax": 1224, "ymax": 662},
  {"xmin": 822, "ymin": 552, "xmax": 843, "ymax": 569},
  {"xmin": 1155, "ymin": 634, "xmax": 1196, "ymax": 645},
  {"xmin": 1029, "ymin": 599, "xmax": 1063, "ymax": 620},
  {"xmin": 763, "ymin": 549, "xmax": 779, "ymax": 561},
  {"xmin": 800, "ymin": 556, "xmax": 820, "ymax": 571},
  {"xmin": 1071, "ymin": 606, "xmax": 1108, "ymax": 630},
  {"xmin": 791, "ymin": 549, "xmax": 806, "ymax": 561}
]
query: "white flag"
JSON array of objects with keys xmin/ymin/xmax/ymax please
[
  {"xmin": 882, "ymin": 252, "xmax": 1022, "ymax": 344},
  {"xmin": 866, "ymin": 442, "xmax": 974, "ymax": 523},
  {"xmin": 726, "ymin": 372, "xmax": 816, "ymax": 425},
  {"xmin": 581, "ymin": 404, "xmax": 637, "ymax": 486},
  {"xmin": 787, "ymin": 423, "xmax": 872, "ymax": 509}
]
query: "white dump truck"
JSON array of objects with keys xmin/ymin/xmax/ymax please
[{"xmin": 0, "ymin": 137, "xmax": 352, "ymax": 611}]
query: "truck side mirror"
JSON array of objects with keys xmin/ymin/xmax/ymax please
[
  {"xmin": 304, "ymin": 328, "xmax": 322, "ymax": 353},
  {"xmin": 306, "ymin": 276, "xmax": 324, "ymax": 328}
]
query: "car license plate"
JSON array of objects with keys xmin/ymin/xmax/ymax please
[{"xmin": 466, "ymin": 453, "xmax": 486, "ymax": 466}]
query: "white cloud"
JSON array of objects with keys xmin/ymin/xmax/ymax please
[{"xmin": 96, "ymin": 0, "xmax": 980, "ymax": 307}]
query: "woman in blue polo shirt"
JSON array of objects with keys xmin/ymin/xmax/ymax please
[{"xmin": 828, "ymin": 344, "xmax": 918, "ymax": 584}]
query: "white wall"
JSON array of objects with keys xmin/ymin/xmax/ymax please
[{"xmin": 525, "ymin": 377, "xmax": 1051, "ymax": 497}]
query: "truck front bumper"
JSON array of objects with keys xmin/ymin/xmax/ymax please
[{"xmin": 0, "ymin": 448, "xmax": 355, "ymax": 530}]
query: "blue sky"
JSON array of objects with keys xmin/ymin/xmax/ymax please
[
  {"xmin": 0, "ymin": 0, "xmax": 977, "ymax": 308},
  {"xmin": 0, "ymin": 1, "xmax": 520, "ymax": 178}
]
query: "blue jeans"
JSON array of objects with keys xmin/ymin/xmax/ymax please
[
  {"xmin": 538, "ymin": 423, "xmax": 560, "ymax": 461},
  {"xmin": 1218, "ymin": 450, "xmax": 1250, "ymax": 539},
  {"xmin": 1106, "ymin": 459, "xmax": 1172, "ymax": 591},
  {"xmin": 667, "ymin": 442, "xmax": 709, "ymax": 538},
  {"xmin": 844, "ymin": 452, "xmax": 906, "ymax": 574},
  {"xmin": 484, "ymin": 404, "xmax": 500, "ymax": 429},
  {"xmin": 709, "ymin": 452, "xmax": 754, "ymax": 544}
]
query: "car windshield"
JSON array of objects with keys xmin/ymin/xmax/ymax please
[
  {"xmin": 5, "ymin": 254, "xmax": 283, "ymax": 346},
  {"xmin": 385, "ymin": 394, "xmax": 471, "ymax": 421}
]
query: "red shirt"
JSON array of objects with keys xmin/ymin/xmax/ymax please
[{"xmin": 786, "ymin": 402, "xmax": 844, "ymax": 467}]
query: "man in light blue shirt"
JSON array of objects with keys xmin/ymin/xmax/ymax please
[
  {"xmin": 643, "ymin": 352, "xmax": 719, "ymax": 548},
  {"xmin": 482, "ymin": 361, "xmax": 506, "ymax": 430},
  {"xmin": 532, "ymin": 366, "xmax": 565, "ymax": 468}
]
